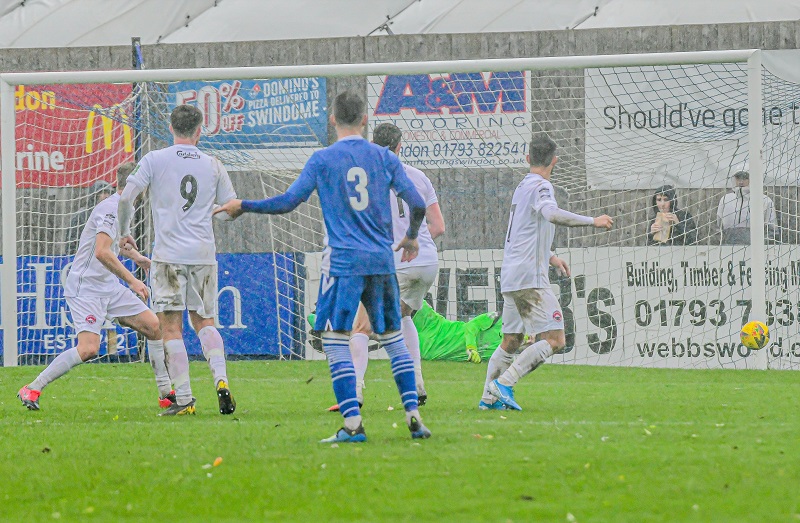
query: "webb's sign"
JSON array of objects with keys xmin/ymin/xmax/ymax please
[{"xmin": 7, "ymin": 84, "xmax": 135, "ymax": 188}]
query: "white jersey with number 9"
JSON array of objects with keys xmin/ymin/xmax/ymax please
[{"xmin": 126, "ymin": 144, "xmax": 237, "ymax": 265}]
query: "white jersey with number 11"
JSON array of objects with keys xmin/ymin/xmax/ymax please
[{"xmin": 501, "ymin": 173, "xmax": 556, "ymax": 292}]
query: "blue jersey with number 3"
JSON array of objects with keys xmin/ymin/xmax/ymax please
[{"xmin": 284, "ymin": 135, "xmax": 418, "ymax": 276}]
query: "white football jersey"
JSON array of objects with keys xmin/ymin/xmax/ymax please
[
  {"xmin": 64, "ymin": 193, "xmax": 125, "ymax": 297},
  {"xmin": 500, "ymin": 173, "xmax": 556, "ymax": 292},
  {"xmin": 127, "ymin": 145, "xmax": 236, "ymax": 265},
  {"xmin": 391, "ymin": 163, "xmax": 439, "ymax": 268}
]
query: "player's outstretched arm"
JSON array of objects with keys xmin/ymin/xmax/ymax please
[
  {"xmin": 394, "ymin": 185, "xmax": 426, "ymax": 262},
  {"xmin": 119, "ymin": 244, "xmax": 151, "ymax": 272},
  {"xmin": 592, "ymin": 215, "xmax": 614, "ymax": 229},
  {"xmin": 213, "ymin": 192, "xmax": 305, "ymax": 219},
  {"xmin": 426, "ymin": 202, "xmax": 446, "ymax": 239},
  {"xmin": 215, "ymin": 161, "xmax": 317, "ymax": 219},
  {"xmin": 541, "ymin": 201, "xmax": 613, "ymax": 229},
  {"xmin": 464, "ymin": 316, "xmax": 493, "ymax": 363},
  {"xmin": 94, "ymin": 232, "xmax": 148, "ymax": 302},
  {"xmin": 117, "ymin": 182, "xmax": 145, "ymax": 251},
  {"xmin": 549, "ymin": 255, "xmax": 570, "ymax": 277}
]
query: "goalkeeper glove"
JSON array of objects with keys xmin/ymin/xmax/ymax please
[{"xmin": 466, "ymin": 346, "xmax": 482, "ymax": 363}]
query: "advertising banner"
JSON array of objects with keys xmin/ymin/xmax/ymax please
[
  {"xmin": 368, "ymin": 71, "xmax": 531, "ymax": 169},
  {"xmin": 7, "ymin": 84, "xmax": 134, "ymax": 187},
  {"xmin": 585, "ymin": 63, "xmax": 800, "ymax": 189},
  {"xmin": 169, "ymin": 78, "xmax": 327, "ymax": 170},
  {"xmin": 0, "ymin": 253, "xmax": 305, "ymax": 361},
  {"xmin": 308, "ymin": 247, "xmax": 800, "ymax": 369}
]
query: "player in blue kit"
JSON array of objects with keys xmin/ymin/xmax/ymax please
[{"xmin": 214, "ymin": 91, "xmax": 431, "ymax": 443}]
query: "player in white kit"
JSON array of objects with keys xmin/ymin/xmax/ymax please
[
  {"xmin": 18, "ymin": 163, "xmax": 161, "ymax": 411},
  {"xmin": 328, "ymin": 123, "xmax": 445, "ymax": 411},
  {"xmin": 480, "ymin": 133, "xmax": 613, "ymax": 411},
  {"xmin": 118, "ymin": 105, "xmax": 238, "ymax": 416}
]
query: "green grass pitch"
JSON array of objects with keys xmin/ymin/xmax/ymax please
[{"xmin": 1, "ymin": 360, "xmax": 798, "ymax": 522}]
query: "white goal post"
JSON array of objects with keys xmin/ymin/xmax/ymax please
[{"xmin": 1, "ymin": 49, "xmax": 784, "ymax": 369}]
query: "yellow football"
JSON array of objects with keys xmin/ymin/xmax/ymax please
[{"xmin": 740, "ymin": 321, "xmax": 769, "ymax": 350}]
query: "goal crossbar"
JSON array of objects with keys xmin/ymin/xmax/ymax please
[{"xmin": 0, "ymin": 50, "xmax": 757, "ymax": 86}]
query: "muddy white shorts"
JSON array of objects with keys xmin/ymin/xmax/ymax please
[
  {"xmin": 396, "ymin": 264, "xmax": 438, "ymax": 311},
  {"xmin": 501, "ymin": 287, "xmax": 563, "ymax": 336},
  {"xmin": 151, "ymin": 262, "xmax": 217, "ymax": 318},
  {"xmin": 66, "ymin": 285, "xmax": 149, "ymax": 335}
]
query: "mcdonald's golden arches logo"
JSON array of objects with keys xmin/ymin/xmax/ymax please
[{"xmin": 85, "ymin": 104, "xmax": 133, "ymax": 154}]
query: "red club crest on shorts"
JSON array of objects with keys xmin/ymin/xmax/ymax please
[
  {"xmin": 553, "ymin": 311, "xmax": 563, "ymax": 322},
  {"xmin": 86, "ymin": 315, "xmax": 97, "ymax": 324}
]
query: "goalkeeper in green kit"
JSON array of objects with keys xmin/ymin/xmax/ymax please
[
  {"xmin": 309, "ymin": 301, "xmax": 504, "ymax": 364},
  {"xmin": 414, "ymin": 301, "xmax": 503, "ymax": 363}
]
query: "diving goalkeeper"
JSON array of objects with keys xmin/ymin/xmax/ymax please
[
  {"xmin": 414, "ymin": 302, "xmax": 502, "ymax": 363},
  {"xmin": 310, "ymin": 301, "xmax": 503, "ymax": 364}
]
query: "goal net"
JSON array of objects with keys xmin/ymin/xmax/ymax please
[{"xmin": 2, "ymin": 51, "xmax": 798, "ymax": 370}]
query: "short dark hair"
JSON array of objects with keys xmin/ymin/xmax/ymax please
[
  {"xmin": 170, "ymin": 105, "xmax": 203, "ymax": 138},
  {"xmin": 372, "ymin": 122, "xmax": 402, "ymax": 151},
  {"xmin": 334, "ymin": 91, "xmax": 365, "ymax": 127},
  {"xmin": 529, "ymin": 133, "xmax": 557, "ymax": 167},
  {"xmin": 733, "ymin": 170, "xmax": 749, "ymax": 179},
  {"xmin": 116, "ymin": 162, "xmax": 137, "ymax": 190}
]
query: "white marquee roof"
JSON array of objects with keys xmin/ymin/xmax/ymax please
[{"xmin": 0, "ymin": 0, "xmax": 798, "ymax": 49}]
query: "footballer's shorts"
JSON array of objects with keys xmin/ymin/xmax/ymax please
[
  {"xmin": 151, "ymin": 262, "xmax": 217, "ymax": 318},
  {"xmin": 314, "ymin": 273, "xmax": 402, "ymax": 334},
  {"xmin": 396, "ymin": 264, "xmax": 438, "ymax": 312},
  {"xmin": 501, "ymin": 287, "xmax": 564, "ymax": 336},
  {"xmin": 67, "ymin": 285, "xmax": 149, "ymax": 335}
]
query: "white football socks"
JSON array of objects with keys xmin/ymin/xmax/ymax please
[
  {"xmin": 165, "ymin": 339, "xmax": 193, "ymax": 405},
  {"xmin": 30, "ymin": 347, "xmax": 83, "ymax": 391},
  {"xmin": 198, "ymin": 326, "xmax": 228, "ymax": 387},
  {"xmin": 344, "ymin": 415, "xmax": 363, "ymax": 432},
  {"xmin": 147, "ymin": 339, "xmax": 172, "ymax": 397},
  {"xmin": 482, "ymin": 346, "xmax": 513, "ymax": 403},
  {"xmin": 401, "ymin": 315, "xmax": 425, "ymax": 391},
  {"xmin": 350, "ymin": 332, "xmax": 369, "ymax": 385},
  {"xmin": 498, "ymin": 339, "xmax": 554, "ymax": 387},
  {"xmin": 405, "ymin": 408, "xmax": 423, "ymax": 427}
]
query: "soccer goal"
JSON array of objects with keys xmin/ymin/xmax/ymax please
[{"xmin": 2, "ymin": 49, "xmax": 799, "ymax": 369}]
